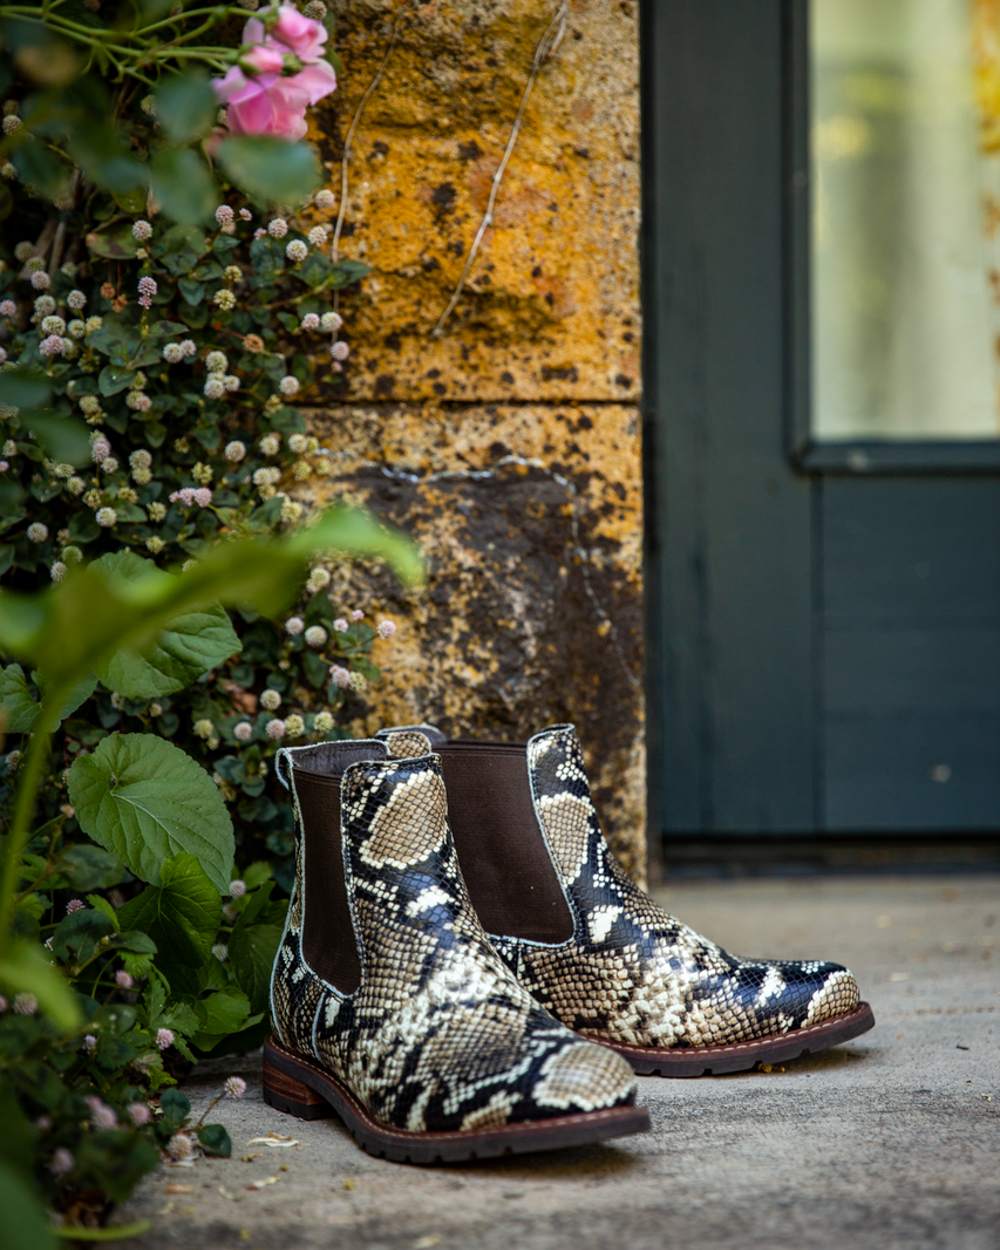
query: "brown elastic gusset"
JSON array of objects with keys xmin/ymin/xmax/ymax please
[
  {"xmin": 292, "ymin": 767, "xmax": 362, "ymax": 995},
  {"xmin": 437, "ymin": 742, "xmax": 574, "ymax": 944}
]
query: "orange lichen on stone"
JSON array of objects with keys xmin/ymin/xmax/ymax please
[{"xmin": 318, "ymin": 0, "xmax": 640, "ymax": 402}]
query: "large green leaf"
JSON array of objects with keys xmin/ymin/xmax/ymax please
[
  {"xmin": 0, "ymin": 664, "xmax": 95, "ymax": 733},
  {"xmin": 68, "ymin": 734, "xmax": 234, "ymax": 890},
  {"xmin": 0, "ymin": 367, "xmax": 49, "ymax": 411},
  {"xmin": 229, "ymin": 920, "xmax": 282, "ymax": 1013},
  {"xmin": 0, "ymin": 664, "xmax": 38, "ymax": 733},
  {"xmin": 0, "ymin": 1162, "xmax": 55, "ymax": 1250},
  {"xmin": 0, "ymin": 940, "xmax": 80, "ymax": 1031},
  {"xmin": 67, "ymin": 119, "xmax": 147, "ymax": 195},
  {"xmin": 217, "ymin": 136, "xmax": 320, "ymax": 206},
  {"xmin": 150, "ymin": 146, "xmax": 216, "ymax": 225},
  {"xmin": 117, "ymin": 853, "xmax": 221, "ymax": 971},
  {"xmin": 17, "ymin": 410, "xmax": 91, "ymax": 466},
  {"xmin": 192, "ymin": 987, "xmax": 251, "ymax": 1048},
  {"xmin": 154, "ymin": 72, "xmax": 218, "ymax": 144},
  {"xmin": 92, "ymin": 551, "xmax": 241, "ymax": 698}
]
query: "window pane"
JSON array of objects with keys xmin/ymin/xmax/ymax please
[{"xmin": 810, "ymin": 0, "xmax": 999, "ymax": 440}]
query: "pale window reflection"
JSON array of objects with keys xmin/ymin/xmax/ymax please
[{"xmin": 811, "ymin": 0, "xmax": 1000, "ymax": 440}]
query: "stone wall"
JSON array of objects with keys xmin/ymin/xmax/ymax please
[{"xmin": 306, "ymin": 0, "xmax": 645, "ymax": 876}]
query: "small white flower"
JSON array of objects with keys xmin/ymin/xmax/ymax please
[
  {"xmin": 284, "ymin": 616, "xmax": 304, "ymax": 636},
  {"xmin": 50, "ymin": 561, "xmax": 67, "ymax": 581},
  {"xmin": 288, "ymin": 433, "xmax": 308, "ymax": 454},
  {"xmin": 314, "ymin": 711, "xmax": 334, "ymax": 733},
  {"xmin": 38, "ymin": 334, "xmax": 65, "ymax": 357},
  {"xmin": 49, "ymin": 1148, "xmax": 74, "ymax": 1176},
  {"xmin": 167, "ymin": 1133, "xmax": 193, "ymax": 1160},
  {"xmin": 66, "ymin": 289, "xmax": 86, "ymax": 311},
  {"xmin": 306, "ymin": 566, "xmax": 331, "ymax": 592},
  {"xmin": 314, "ymin": 189, "xmax": 335, "ymax": 210},
  {"xmin": 300, "ymin": 312, "xmax": 320, "ymax": 331},
  {"xmin": 304, "ymin": 625, "xmax": 327, "ymax": 648},
  {"xmin": 259, "ymin": 433, "xmax": 280, "ymax": 456},
  {"xmin": 26, "ymin": 522, "xmax": 48, "ymax": 543},
  {"xmin": 265, "ymin": 718, "xmax": 286, "ymax": 740},
  {"xmin": 132, "ymin": 220, "xmax": 153, "ymax": 242},
  {"xmin": 284, "ymin": 713, "xmax": 305, "ymax": 738},
  {"xmin": 229, "ymin": 879, "xmax": 246, "ymax": 898},
  {"xmin": 205, "ymin": 350, "xmax": 228, "ymax": 372},
  {"xmin": 95, "ymin": 507, "xmax": 117, "ymax": 528},
  {"xmin": 320, "ymin": 311, "xmax": 343, "ymax": 334},
  {"xmin": 278, "ymin": 375, "xmax": 299, "ymax": 397},
  {"xmin": 267, "ymin": 217, "xmax": 288, "ymax": 238},
  {"xmin": 285, "ymin": 239, "xmax": 308, "ymax": 263},
  {"xmin": 193, "ymin": 718, "xmax": 214, "ymax": 739},
  {"xmin": 225, "ymin": 440, "xmax": 247, "ymax": 462},
  {"xmin": 331, "ymin": 340, "xmax": 350, "ymax": 362},
  {"xmin": 307, "ymin": 225, "xmax": 328, "ymax": 247},
  {"xmin": 260, "ymin": 688, "xmax": 282, "ymax": 711},
  {"xmin": 204, "ymin": 375, "xmax": 226, "ymax": 399},
  {"xmin": 329, "ymin": 664, "xmax": 351, "ymax": 689},
  {"xmin": 377, "ymin": 618, "xmax": 397, "ymax": 639},
  {"xmin": 224, "ymin": 1075, "xmax": 247, "ymax": 1099},
  {"xmin": 233, "ymin": 720, "xmax": 253, "ymax": 741}
]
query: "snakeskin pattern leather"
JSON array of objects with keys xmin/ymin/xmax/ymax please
[
  {"xmin": 269, "ymin": 746, "xmax": 638, "ymax": 1132},
  {"xmin": 384, "ymin": 724, "xmax": 862, "ymax": 1052}
]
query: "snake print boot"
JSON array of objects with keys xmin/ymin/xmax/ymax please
[
  {"xmin": 376, "ymin": 724, "xmax": 875, "ymax": 1077},
  {"xmin": 264, "ymin": 739, "xmax": 648, "ymax": 1162}
]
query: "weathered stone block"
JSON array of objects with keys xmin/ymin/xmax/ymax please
[
  {"xmin": 301, "ymin": 401, "xmax": 646, "ymax": 880},
  {"xmin": 321, "ymin": 0, "xmax": 640, "ymax": 402}
]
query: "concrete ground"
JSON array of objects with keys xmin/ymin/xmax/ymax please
[{"xmin": 120, "ymin": 875, "xmax": 1000, "ymax": 1250}]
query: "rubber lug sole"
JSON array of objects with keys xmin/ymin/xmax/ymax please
[
  {"xmin": 262, "ymin": 1038, "xmax": 651, "ymax": 1165},
  {"xmin": 604, "ymin": 1001, "xmax": 876, "ymax": 1077}
]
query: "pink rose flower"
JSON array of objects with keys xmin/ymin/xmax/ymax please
[
  {"xmin": 214, "ymin": 6, "xmax": 336, "ymax": 139},
  {"xmin": 247, "ymin": 6, "xmax": 328, "ymax": 63},
  {"xmin": 214, "ymin": 66, "xmax": 310, "ymax": 141}
]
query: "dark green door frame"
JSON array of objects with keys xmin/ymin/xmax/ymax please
[
  {"xmin": 642, "ymin": 0, "xmax": 1000, "ymax": 838},
  {"xmin": 643, "ymin": 0, "xmax": 818, "ymax": 835}
]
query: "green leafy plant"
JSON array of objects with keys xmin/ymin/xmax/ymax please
[
  {"xmin": 0, "ymin": 510, "xmax": 419, "ymax": 1235},
  {"xmin": 0, "ymin": 1, "xmax": 419, "ymax": 1236}
]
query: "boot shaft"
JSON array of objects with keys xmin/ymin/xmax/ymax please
[{"xmin": 377, "ymin": 723, "xmax": 609, "ymax": 945}]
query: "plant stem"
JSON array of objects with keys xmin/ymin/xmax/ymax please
[{"xmin": 0, "ymin": 692, "xmax": 63, "ymax": 953}]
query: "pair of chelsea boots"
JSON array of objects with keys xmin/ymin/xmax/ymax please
[{"xmin": 263, "ymin": 722, "xmax": 875, "ymax": 1164}]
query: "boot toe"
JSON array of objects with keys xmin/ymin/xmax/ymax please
[
  {"xmin": 760, "ymin": 958, "xmax": 862, "ymax": 1028},
  {"xmin": 527, "ymin": 1038, "xmax": 639, "ymax": 1117}
]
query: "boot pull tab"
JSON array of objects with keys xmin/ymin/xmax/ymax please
[
  {"xmin": 274, "ymin": 747, "xmax": 295, "ymax": 791},
  {"xmin": 383, "ymin": 730, "xmax": 434, "ymax": 759},
  {"xmin": 375, "ymin": 723, "xmax": 447, "ymax": 755}
]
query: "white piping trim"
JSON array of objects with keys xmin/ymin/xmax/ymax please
[{"xmin": 510, "ymin": 723, "xmax": 583, "ymax": 952}]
